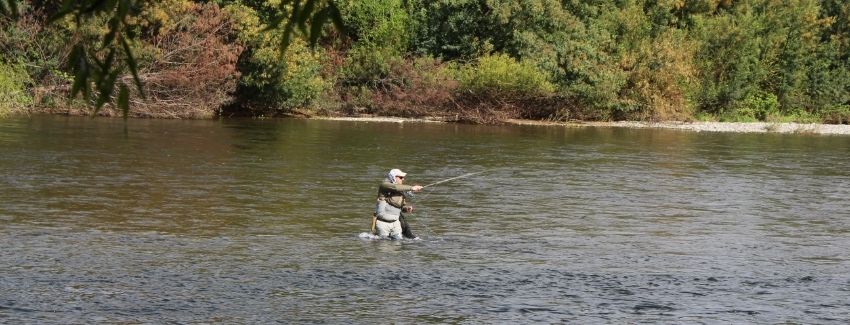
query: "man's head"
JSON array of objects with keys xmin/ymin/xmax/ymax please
[{"xmin": 388, "ymin": 168, "xmax": 407, "ymax": 183}]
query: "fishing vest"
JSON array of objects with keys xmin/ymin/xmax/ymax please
[{"xmin": 376, "ymin": 181, "xmax": 407, "ymax": 209}]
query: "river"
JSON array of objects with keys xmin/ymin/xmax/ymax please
[{"xmin": 1, "ymin": 116, "xmax": 849, "ymax": 323}]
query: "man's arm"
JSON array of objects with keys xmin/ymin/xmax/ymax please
[{"xmin": 380, "ymin": 182, "xmax": 415, "ymax": 192}]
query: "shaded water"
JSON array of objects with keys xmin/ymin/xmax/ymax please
[{"xmin": 1, "ymin": 116, "xmax": 849, "ymax": 323}]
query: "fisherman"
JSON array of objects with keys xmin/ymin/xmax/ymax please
[{"xmin": 372, "ymin": 168, "xmax": 422, "ymax": 239}]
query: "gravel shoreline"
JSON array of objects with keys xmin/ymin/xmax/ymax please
[
  {"xmin": 573, "ymin": 121, "xmax": 850, "ymax": 135},
  {"xmin": 318, "ymin": 116, "xmax": 850, "ymax": 135}
]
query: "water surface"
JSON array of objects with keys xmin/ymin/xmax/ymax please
[{"xmin": 1, "ymin": 116, "xmax": 849, "ymax": 323}]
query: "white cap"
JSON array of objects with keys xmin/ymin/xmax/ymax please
[{"xmin": 390, "ymin": 168, "xmax": 407, "ymax": 177}]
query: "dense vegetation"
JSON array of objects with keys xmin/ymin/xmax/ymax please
[{"xmin": 2, "ymin": 0, "xmax": 849, "ymax": 123}]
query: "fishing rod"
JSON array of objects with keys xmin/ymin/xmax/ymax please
[
  {"xmin": 421, "ymin": 170, "xmax": 490, "ymax": 189},
  {"xmin": 408, "ymin": 169, "xmax": 490, "ymax": 236}
]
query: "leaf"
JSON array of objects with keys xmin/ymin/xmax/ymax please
[
  {"xmin": 297, "ymin": 0, "xmax": 317, "ymax": 33},
  {"xmin": 262, "ymin": 15, "xmax": 285, "ymax": 32},
  {"xmin": 47, "ymin": 0, "xmax": 77, "ymax": 23},
  {"xmin": 83, "ymin": 0, "xmax": 109, "ymax": 15},
  {"xmin": 279, "ymin": 14, "xmax": 298, "ymax": 51},
  {"xmin": 309, "ymin": 7, "xmax": 330, "ymax": 47},
  {"xmin": 3, "ymin": 0, "xmax": 19, "ymax": 19},
  {"xmin": 117, "ymin": 0, "xmax": 129, "ymax": 21},
  {"xmin": 102, "ymin": 17, "xmax": 120, "ymax": 49},
  {"xmin": 263, "ymin": 0, "xmax": 293, "ymax": 32},
  {"xmin": 102, "ymin": 48, "xmax": 116, "ymax": 72},
  {"xmin": 69, "ymin": 46, "xmax": 89, "ymax": 99},
  {"xmin": 328, "ymin": 3, "xmax": 346, "ymax": 36},
  {"xmin": 95, "ymin": 69, "xmax": 121, "ymax": 113},
  {"xmin": 121, "ymin": 38, "xmax": 144, "ymax": 97},
  {"xmin": 118, "ymin": 83, "xmax": 130, "ymax": 119},
  {"xmin": 279, "ymin": 0, "xmax": 303, "ymax": 50}
]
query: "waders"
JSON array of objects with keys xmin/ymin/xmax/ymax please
[{"xmin": 370, "ymin": 213, "xmax": 416, "ymax": 239}]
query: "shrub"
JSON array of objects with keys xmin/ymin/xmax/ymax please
[
  {"xmin": 369, "ymin": 56, "xmax": 458, "ymax": 117},
  {"xmin": 612, "ymin": 5, "xmax": 697, "ymax": 121},
  {"xmin": 691, "ymin": 7, "xmax": 767, "ymax": 115},
  {"xmin": 407, "ymin": 0, "xmax": 507, "ymax": 60},
  {"xmin": 0, "ymin": 61, "xmax": 32, "ymax": 115},
  {"xmin": 131, "ymin": 2, "xmax": 246, "ymax": 117},
  {"xmin": 453, "ymin": 53, "xmax": 555, "ymax": 99},
  {"xmin": 337, "ymin": 0, "xmax": 409, "ymax": 85},
  {"xmin": 820, "ymin": 105, "xmax": 850, "ymax": 124},
  {"xmin": 735, "ymin": 90, "xmax": 781, "ymax": 121},
  {"xmin": 0, "ymin": 8, "xmax": 70, "ymax": 112},
  {"xmin": 226, "ymin": 3, "xmax": 328, "ymax": 114},
  {"xmin": 691, "ymin": 0, "xmax": 839, "ymax": 116},
  {"xmin": 238, "ymin": 36, "xmax": 328, "ymax": 113}
]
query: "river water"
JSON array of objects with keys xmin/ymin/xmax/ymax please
[{"xmin": 1, "ymin": 116, "xmax": 849, "ymax": 323}]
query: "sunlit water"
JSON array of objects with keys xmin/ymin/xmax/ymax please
[{"xmin": 1, "ymin": 116, "xmax": 849, "ymax": 323}]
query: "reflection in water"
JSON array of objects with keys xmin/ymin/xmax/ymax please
[{"xmin": 1, "ymin": 116, "xmax": 849, "ymax": 323}]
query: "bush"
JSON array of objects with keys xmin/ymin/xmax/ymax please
[
  {"xmin": 691, "ymin": 0, "xmax": 840, "ymax": 116},
  {"xmin": 735, "ymin": 91, "xmax": 781, "ymax": 121},
  {"xmin": 369, "ymin": 56, "xmax": 458, "ymax": 116},
  {"xmin": 691, "ymin": 7, "xmax": 767, "ymax": 115},
  {"xmin": 238, "ymin": 37, "xmax": 328, "ymax": 113},
  {"xmin": 0, "ymin": 9, "xmax": 70, "ymax": 112},
  {"xmin": 407, "ymin": 0, "xmax": 506, "ymax": 60},
  {"xmin": 610, "ymin": 4, "xmax": 697, "ymax": 121},
  {"xmin": 820, "ymin": 105, "xmax": 850, "ymax": 124},
  {"xmin": 0, "ymin": 61, "xmax": 32, "ymax": 115},
  {"xmin": 226, "ymin": 3, "xmax": 328, "ymax": 114},
  {"xmin": 337, "ymin": 0, "xmax": 409, "ymax": 84},
  {"xmin": 453, "ymin": 53, "xmax": 555, "ymax": 99}
]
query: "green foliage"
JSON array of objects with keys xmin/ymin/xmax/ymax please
[
  {"xmin": 453, "ymin": 53, "xmax": 554, "ymax": 98},
  {"xmin": 0, "ymin": 0, "xmax": 21, "ymax": 19},
  {"xmin": 768, "ymin": 109, "xmax": 821, "ymax": 123},
  {"xmin": 48, "ymin": 0, "xmax": 144, "ymax": 116},
  {"xmin": 756, "ymin": 0, "xmax": 826, "ymax": 112},
  {"xmin": 1, "ymin": 9, "xmax": 67, "ymax": 86},
  {"xmin": 0, "ymin": 60, "xmax": 32, "ymax": 116},
  {"xmin": 691, "ymin": 5, "xmax": 767, "ymax": 114},
  {"xmin": 337, "ymin": 0, "xmax": 409, "ymax": 84},
  {"xmin": 234, "ymin": 3, "xmax": 327, "ymax": 112},
  {"xmin": 272, "ymin": 41, "xmax": 328, "ymax": 110},
  {"xmin": 261, "ymin": 0, "xmax": 345, "ymax": 49},
  {"xmin": 239, "ymin": 39, "xmax": 328, "ymax": 112},
  {"xmin": 4, "ymin": 0, "xmax": 850, "ymax": 123},
  {"xmin": 803, "ymin": 33, "xmax": 850, "ymax": 116},
  {"xmin": 691, "ymin": 0, "xmax": 847, "ymax": 119},
  {"xmin": 408, "ymin": 0, "xmax": 505, "ymax": 60},
  {"xmin": 600, "ymin": 1, "xmax": 697, "ymax": 120},
  {"xmin": 733, "ymin": 90, "xmax": 780, "ymax": 121},
  {"xmin": 493, "ymin": 0, "xmax": 626, "ymax": 116},
  {"xmin": 819, "ymin": 104, "xmax": 850, "ymax": 124}
]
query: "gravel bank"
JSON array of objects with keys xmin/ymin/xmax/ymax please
[
  {"xmin": 579, "ymin": 121, "xmax": 850, "ymax": 135},
  {"xmin": 318, "ymin": 116, "xmax": 850, "ymax": 135}
]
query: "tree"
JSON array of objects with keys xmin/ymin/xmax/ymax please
[{"xmin": 0, "ymin": 0, "xmax": 344, "ymax": 117}]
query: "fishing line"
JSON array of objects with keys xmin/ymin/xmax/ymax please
[
  {"xmin": 421, "ymin": 170, "xmax": 490, "ymax": 189},
  {"xmin": 408, "ymin": 169, "xmax": 494, "ymax": 238}
]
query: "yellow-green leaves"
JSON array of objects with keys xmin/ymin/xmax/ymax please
[
  {"xmin": 454, "ymin": 53, "xmax": 555, "ymax": 99},
  {"xmin": 263, "ymin": 0, "xmax": 344, "ymax": 50},
  {"xmin": 49, "ymin": 0, "xmax": 143, "ymax": 118}
]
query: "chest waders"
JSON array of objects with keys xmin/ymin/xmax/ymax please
[{"xmin": 373, "ymin": 190, "xmax": 416, "ymax": 239}]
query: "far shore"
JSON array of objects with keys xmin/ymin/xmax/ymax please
[
  {"xmin": 9, "ymin": 111, "xmax": 850, "ymax": 135},
  {"xmin": 315, "ymin": 116, "xmax": 850, "ymax": 135}
]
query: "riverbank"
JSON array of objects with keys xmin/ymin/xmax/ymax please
[
  {"xmin": 9, "ymin": 109, "xmax": 850, "ymax": 135},
  {"xmin": 317, "ymin": 116, "xmax": 850, "ymax": 135}
]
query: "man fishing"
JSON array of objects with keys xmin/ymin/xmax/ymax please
[
  {"xmin": 371, "ymin": 168, "xmax": 489, "ymax": 239},
  {"xmin": 373, "ymin": 169, "xmax": 422, "ymax": 240}
]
